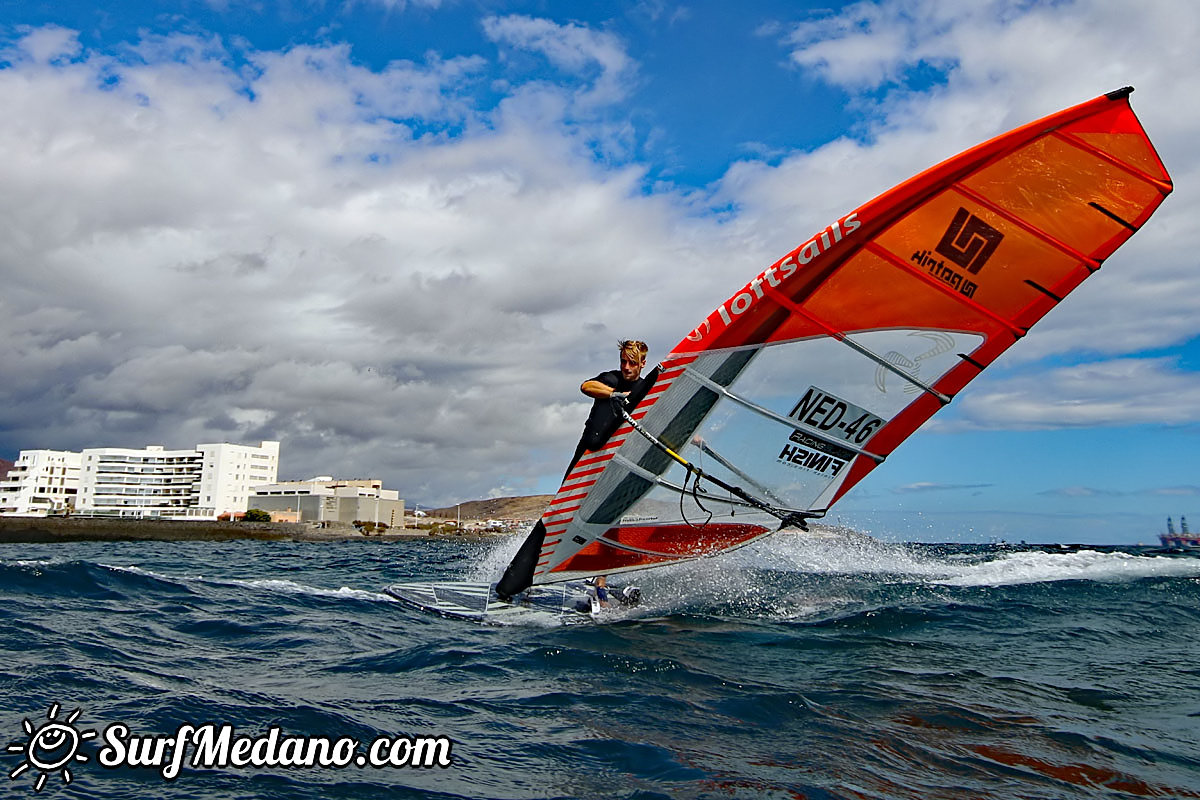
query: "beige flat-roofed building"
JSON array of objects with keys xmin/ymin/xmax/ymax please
[{"xmin": 250, "ymin": 478, "xmax": 404, "ymax": 527}]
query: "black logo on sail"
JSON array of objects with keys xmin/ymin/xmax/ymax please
[{"xmin": 935, "ymin": 208, "xmax": 1003, "ymax": 274}]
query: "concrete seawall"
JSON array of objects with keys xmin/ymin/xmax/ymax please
[{"xmin": 0, "ymin": 516, "xmax": 432, "ymax": 543}]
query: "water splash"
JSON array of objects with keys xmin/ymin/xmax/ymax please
[
  {"xmin": 932, "ymin": 548, "xmax": 1200, "ymax": 587},
  {"xmin": 461, "ymin": 533, "xmax": 524, "ymax": 583}
]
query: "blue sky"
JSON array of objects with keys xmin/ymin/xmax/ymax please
[{"xmin": 1, "ymin": 0, "xmax": 1197, "ymax": 544}]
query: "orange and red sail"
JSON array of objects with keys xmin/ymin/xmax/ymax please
[{"xmin": 510, "ymin": 87, "xmax": 1172, "ymax": 589}]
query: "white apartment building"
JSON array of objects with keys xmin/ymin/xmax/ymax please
[
  {"xmin": 0, "ymin": 450, "xmax": 82, "ymax": 516},
  {"xmin": 71, "ymin": 440, "xmax": 280, "ymax": 519},
  {"xmin": 77, "ymin": 445, "xmax": 203, "ymax": 518},
  {"xmin": 195, "ymin": 441, "xmax": 281, "ymax": 516}
]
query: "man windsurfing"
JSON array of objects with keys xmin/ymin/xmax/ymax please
[{"xmin": 496, "ymin": 340, "xmax": 652, "ymax": 600}]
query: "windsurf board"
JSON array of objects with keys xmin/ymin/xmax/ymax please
[{"xmin": 384, "ymin": 580, "xmax": 640, "ymax": 625}]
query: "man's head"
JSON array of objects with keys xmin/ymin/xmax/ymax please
[{"xmin": 619, "ymin": 339, "xmax": 648, "ymax": 381}]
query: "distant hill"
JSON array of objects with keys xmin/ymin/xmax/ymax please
[
  {"xmin": 426, "ymin": 495, "xmax": 552, "ymax": 521},
  {"xmin": 0, "ymin": 457, "xmax": 12, "ymax": 479}
]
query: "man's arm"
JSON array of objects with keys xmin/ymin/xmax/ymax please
[
  {"xmin": 580, "ymin": 371, "xmax": 621, "ymax": 399},
  {"xmin": 580, "ymin": 378, "xmax": 620, "ymax": 399}
]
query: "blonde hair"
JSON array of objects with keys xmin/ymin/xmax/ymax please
[{"xmin": 619, "ymin": 339, "xmax": 648, "ymax": 363}]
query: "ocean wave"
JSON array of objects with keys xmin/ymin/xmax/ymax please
[
  {"xmin": 98, "ymin": 563, "xmax": 398, "ymax": 604},
  {"xmin": 931, "ymin": 549, "xmax": 1200, "ymax": 587},
  {"xmin": 5, "ymin": 538, "xmax": 1199, "ymax": 799},
  {"xmin": 225, "ymin": 578, "xmax": 397, "ymax": 604}
]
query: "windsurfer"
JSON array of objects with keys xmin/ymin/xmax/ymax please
[
  {"xmin": 570, "ymin": 340, "xmax": 650, "ymax": 607},
  {"xmin": 566, "ymin": 339, "xmax": 649, "ymax": 479},
  {"xmin": 496, "ymin": 339, "xmax": 651, "ymax": 602}
]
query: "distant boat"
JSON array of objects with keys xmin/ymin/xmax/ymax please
[{"xmin": 1159, "ymin": 516, "xmax": 1200, "ymax": 549}]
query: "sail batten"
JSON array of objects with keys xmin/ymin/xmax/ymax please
[{"xmin": 1053, "ymin": 130, "xmax": 1174, "ymax": 196}]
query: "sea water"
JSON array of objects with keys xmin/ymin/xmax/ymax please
[{"xmin": 2, "ymin": 534, "xmax": 1198, "ymax": 799}]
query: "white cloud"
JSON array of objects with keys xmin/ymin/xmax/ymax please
[
  {"xmin": 1039, "ymin": 484, "xmax": 1200, "ymax": 498},
  {"xmin": 10, "ymin": 24, "xmax": 83, "ymax": 64},
  {"xmin": 1039, "ymin": 486, "xmax": 1125, "ymax": 498},
  {"xmin": 1147, "ymin": 486, "xmax": 1200, "ymax": 496},
  {"xmin": 784, "ymin": 0, "xmax": 942, "ymax": 90},
  {"xmin": 4, "ymin": 2, "xmax": 1200, "ymax": 510},
  {"xmin": 0, "ymin": 23, "xmax": 740, "ymax": 502},
  {"xmin": 894, "ymin": 481, "xmax": 991, "ymax": 493},
  {"xmin": 482, "ymin": 14, "xmax": 638, "ymax": 109},
  {"xmin": 342, "ymin": 0, "xmax": 444, "ymax": 12},
  {"xmin": 950, "ymin": 357, "xmax": 1200, "ymax": 429}
]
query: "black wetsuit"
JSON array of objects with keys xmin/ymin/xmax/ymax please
[{"xmin": 565, "ymin": 369, "xmax": 640, "ymax": 478}]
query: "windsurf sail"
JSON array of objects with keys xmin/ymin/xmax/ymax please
[{"xmin": 499, "ymin": 87, "xmax": 1172, "ymax": 595}]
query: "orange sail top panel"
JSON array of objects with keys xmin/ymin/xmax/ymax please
[
  {"xmin": 960, "ymin": 136, "xmax": 1163, "ymax": 258},
  {"xmin": 674, "ymin": 88, "xmax": 1171, "ymax": 360}
]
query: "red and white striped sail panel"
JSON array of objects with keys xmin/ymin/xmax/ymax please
[{"xmin": 530, "ymin": 87, "xmax": 1172, "ymax": 586}]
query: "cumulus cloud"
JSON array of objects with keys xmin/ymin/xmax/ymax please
[
  {"xmin": 482, "ymin": 14, "xmax": 637, "ymax": 109},
  {"xmin": 949, "ymin": 358, "xmax": 1200, "ymax": 430},
  {"xmin": 354, "ymin": 0, "xmax": 443, "ymax": 11},
  {"xmin": 1039, "ymin": 486, "xmax": 1126, "ymax": 498},
  {"xmin": 3, "ymin": 2, "xmax": 1200, "ymax": 511},
  {"xmin": 893, "ymin": 481, "xmax": 991, "ymax": 493},
  {"xmin": 1040, "ymin": 484, "xmax": 1200, "ymax": 499},
  {"xmin": 0, "ymin": 21, "xmax": 740, "ymax": 502},
  {"xmin": 784, "ymin": 0, "xmax": 953, "ymax": 90}
]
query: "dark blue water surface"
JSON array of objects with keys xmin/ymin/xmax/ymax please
[{"xmin": 2, "ymin": 533, "xmax": 1198, "ymax": 799}]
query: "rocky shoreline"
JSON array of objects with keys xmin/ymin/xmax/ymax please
[{"xmin": 0, "ymin": 515, "xmax": 436, "ymax": 544}]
